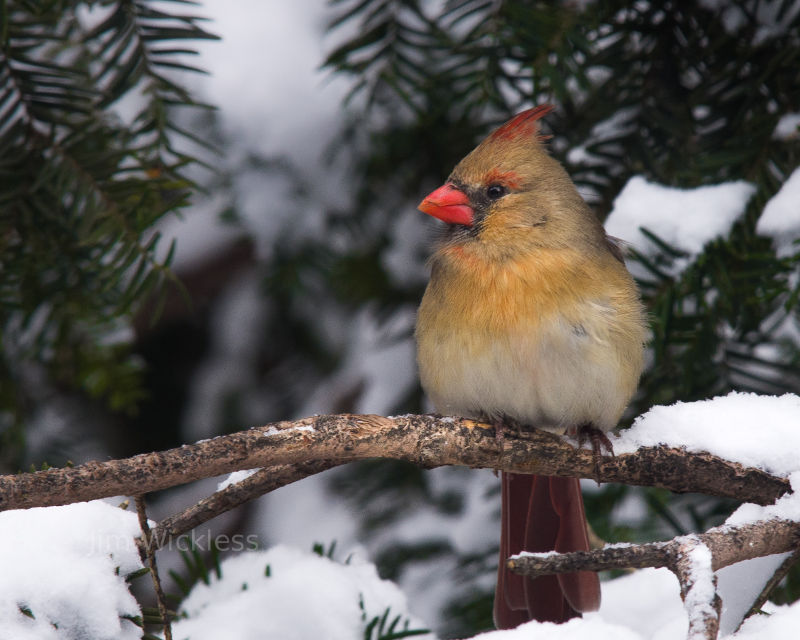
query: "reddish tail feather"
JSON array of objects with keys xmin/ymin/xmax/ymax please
[{"xmin": 493, "ymin": 473, "xmax": 601, "ymax": 628}]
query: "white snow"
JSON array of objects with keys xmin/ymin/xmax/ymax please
[
  {"xmin": 516, "ymin": 549, "xmax": 559, "ymax": 559},
  {"xmin": 155, "ymin": 193, "xmax": 246, "ymax": 271},
  {"xmin": 154, "ymin": 0, "xmax": 353, "ymax": 271},
  {"xmin": 190, "ymin": 0, "xmax": 346, "ymax": 166},
  {"xmin": 716, "ymin": 553, "xmax": 791, "ymax": 635},
  {"xmin": 472, "ymin": 617, "xmax": 642, "ymax": 639},
  {"xmin": 725, "ymin": 471, "xmax": 800, "ymax": 526},
  {"xmin": 698, "ymin": 0, "xmax": 800, "ymax": 42},
  {"xmin": 0, "ymin": 483, "xmax": 797, "ymax": 640},
  {"xmin": 773, "ymin": 113, "xmax": 800, "ymax": 140},
  {"xmin": 734, "ymin": 600, "xmax": 800, "ymax": 638},
  {"xmin": 347, "ymin": 310, "xmax": 416, "ymax": 415},
  {"xmin": 567, "ymin": 108, "xmax": 639, "ymax": 168},
  {"xmin": 171, "ymin": 544, "xmax": 435, "ymax": 640},
  {"xmin": 262, "ymin": 464, "xmax": 500, "ymax": 628},
  {"xmin": 604, "ymin": 176, "xmax": 756, "ymax": 275},
  {"xmin": 458, "ymin": 564, "xmax": 800, "ymax": 640},
  {"xmin": 0, "ymin": 501, "xmax": 143, "ymax": 640},
  {"xmin": 188, "ymin": 386, "xmax": 800, "ymax": 640},
  {"xmin": 474, "ymin": 558, "xmax": 800, "ymax": 639},
  {"xmin": 588, "ymin": 568, "xmax": 686, "ymax": 639},
  {"xmin": 714, "ymin": 473, "xmax": 800, "ymax": 635},
  {"xmin": 301, "ymin": 307, "xmax": 417, "ymax": 417},
  {"xmin": 217, "ymin": 468, "xmax": 260, "ymax": 491},
  {"xmin": 12, "ymin": 1, "xmax": 797, "ymax": 636},
  {"xmin": 683, "ymin": 542, "xmax": 717, "ymax": 637},
  {"xmin": 613, "ymin": 392, "xmax": 800, "ymax": 477},
  {"xmin": 608, "ymin": 394, "xmax": 800, "ymax": 636},
  {"xmin": 598, "ymin": 393, "xmax": 800, "ymax": 636},
  {"xmin": 375, "ymin": 467, "xmax": 500, "ymax": 623},
  {"xmin": 261, "ymin": 423, "xmax": 315, "ymax": 437},
  {"xmin": 260, "ymin": 468, "xmax": 361, "ymax": 560},
  {"xmin": 756, "ymin": 166, "xmax": 800, "ymax": 256}
]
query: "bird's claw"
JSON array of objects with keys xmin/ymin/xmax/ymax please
[{"xmin": 577, "ymin": 424, "xmax": 614, "ymax": 484}]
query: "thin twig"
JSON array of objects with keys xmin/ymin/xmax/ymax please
[
  {"xmin": 743, "ymin": 549, "xmax": 800, "ymax": 624},
  {"xmin": 507, "ymin": 519, "xmax": 800, "ymax": 577},
  {"xmin": 140, "ymin": 460, "xmax": 340, "ymax": 552},
  {"xmin": 135, "ymin": 495, "xmax": 173, "ymax": 640}
]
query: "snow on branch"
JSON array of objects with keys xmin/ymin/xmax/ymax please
[
  {"xmin": 508, "ymin": 518, "xmax": 800, "ymax": 639},
  {"xmin": 145, "ymin": 460, "xmax": 339, "ymax": 552},
  {"xmin": 0, "ymin": 413, "xmax": 790, "ymax": 513},
  {"xmin": 1, "ymin": 404, "xmax": 798, "ymax": 640}
]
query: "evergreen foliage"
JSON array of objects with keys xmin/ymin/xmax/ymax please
[
  {"xmin": 0, "ymin": 1, "xmax": 216, "ymax": 464},
  {"xmin": 322, "ymin": 1, "xmax": 800, "ymax": 635},
  {"xmin": 2, "ymin": 0, "xmax": 800, "ymax": 637}
]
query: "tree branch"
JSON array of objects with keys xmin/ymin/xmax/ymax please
[
  {"xmin": 507, "ymin": 519, "xmax": 800, "ymax": 577},
  {"xmin": 135, "ymin": 495, "xmax": 173, "ymax": 640},
  {"xmin": 0, "ymin": 414, "xmax": 789, "ymax": 511},
  {"xmin": 744, "ymin": 549, "xmax": 800, "ymax": 623},
  {"xmin": 675, "ymin": 538, "xmax": 721, "ymax": 640},
  {"xmin": 141, "ymin": 460, "xmax": 341, "ymax": 552},
  {"xmin": 508, "ymin": 519, "xmax": 800, "ymax": 640},
  {"xmin": 2, "ymin": 412, "xmax": 795, "ymax": 640}
]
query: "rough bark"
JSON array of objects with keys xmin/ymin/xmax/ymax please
[
  {"xmin": 507, "ymin": 519, "xmax": 800, "ymax": 577},
  {"xmin": 0, "ymin": 414, "xmax": 789, "ymax": 511},
  {"xmin": 135, "ymin": 495, "xmax": 173, "ymax": 640},
  {"xmin": 140, "ymin": 460, "xmax": 340, "ymax": 552},
  {"xmin": 508, "ymin": 519, "xmax": 800, "ymax": 640},
  {"xmin": 0, "ymin": 412, "xmax": 795, "ymax": 640}
]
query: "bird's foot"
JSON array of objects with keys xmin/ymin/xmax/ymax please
[{"xmin": 577, "ymin": 424, "xmax": 614, "ymax": 483}]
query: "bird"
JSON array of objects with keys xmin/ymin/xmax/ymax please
[{"xmin": 414, "ymin": 105, "xmax": 646, "ymax": 628}]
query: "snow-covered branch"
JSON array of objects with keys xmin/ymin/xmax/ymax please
[
  {"xmin": 509, "ymin": 518, "xmax": 800, "ymax": 639},
  {"xmin": 2, "ymin": 396, "xmax": 800, "ymax": 640},
  {"xmin": 0, "ymin": 413, "xmax": 790, "ymax": 512},
  {"xmin": 507, "ymin": 519, "xmax": 800, "ymax": 577}
]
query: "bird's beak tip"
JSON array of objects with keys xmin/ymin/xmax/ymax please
[{"xmin": 417, "ymin": 183, "xmax": 474, "ymax": 226}]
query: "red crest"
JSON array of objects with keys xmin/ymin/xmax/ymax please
[{"xmin": 488, "ymin": 104, "xmax": 554, "ymax": 142}]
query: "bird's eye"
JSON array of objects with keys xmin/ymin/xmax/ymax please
[{"xmin": 486, "ymin": 184, "xmax": 507, "ymax": 200}]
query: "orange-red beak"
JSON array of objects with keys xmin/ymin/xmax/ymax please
[{"xmin": 418, "ymin": 183, "xmax": 474, "ymax": 226}]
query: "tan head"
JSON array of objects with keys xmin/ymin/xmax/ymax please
[{"xmin": 418, "ymin": 106, "xmax": 608, "ymax": 257}]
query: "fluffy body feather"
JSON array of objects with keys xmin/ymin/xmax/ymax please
[
  {"xmin": 414, "ymin": 106, "xmax": 646, "ymax": 628},
  {"xmin": 417, "ymin": 243, "xmax": 643, "ymax": 433}
]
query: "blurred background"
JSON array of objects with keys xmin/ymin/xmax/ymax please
[{"xmin": 1, "ymin": 0, "xmax": 799, "ymax": 636}]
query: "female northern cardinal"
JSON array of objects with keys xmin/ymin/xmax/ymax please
[{"xmin": 414, "ymin": 106, "xmax": 646, "ymax": 628}]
